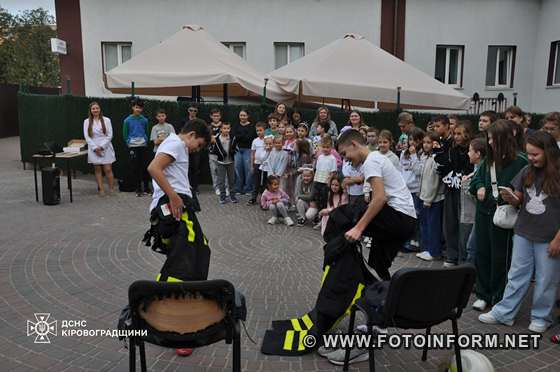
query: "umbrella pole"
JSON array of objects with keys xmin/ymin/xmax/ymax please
[
  {"xmin": 396, "ymin": 86, "xmax": 401, "ymax": 112},
  {"xmin": 262, "ymin": 78, "xmax": 269, "ymax": 105},
  {"xmin": 223, "ymin": 83, "xmax": 229, "ymax": 105},
  {"xmin": 131, "ymin": 81, "xmax": 135, "ymax": 98}
]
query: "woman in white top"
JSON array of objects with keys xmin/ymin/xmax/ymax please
[{"xmin": 83, "ymin": 101, "xmax": 116, "ymax": 196}]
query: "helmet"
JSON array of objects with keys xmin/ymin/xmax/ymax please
[{"xmin": 448, "ymin": 350, "xmax": 494, "ymax": 372}]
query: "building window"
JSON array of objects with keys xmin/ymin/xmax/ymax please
[
  {"xmin": 486, "ymin": 46, "xmax": 516, "ymax": 88},
  {"xmin": 435, "ymin": 45, "xmax": 464, "ymax": 87},
  {"xmin": 102, "ymin": 42, "xmax": 132, "ymax": 72},
  {"xmin": 274, "ymin": 42, "xmax": 304, "ymax": 68},
  {"xmin": 222, "ymin": 42, "xmax": 246, "ymax": 59},
  {"xmin": 547, "ymin": 41, "xmax": 560, "ymax": 86}
]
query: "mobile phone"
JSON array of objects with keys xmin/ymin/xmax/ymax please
[{"xmin": 498, "ymin": 186, "xmax": 519, "ymax": 200}]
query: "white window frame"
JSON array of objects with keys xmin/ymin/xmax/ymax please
[
  {"xmin": 222, "ymin": 42, "xmax": 246, "ymax": 59},
  {"xmin": 102, "ymin": 42, "xmax": 132, "ymax": 72},
  {"xmin": 274, "ymin": 42, "xmax": 305, "ymax": 68},
  {"xmin": 552, "ymin": 41, "xmax": 560, "ymax": 86},
  {"xmin": 487, "ymin": 46, "xmax": 515, "ymax": 88},
  {"xmin": 435, "ymin": 45, "xmax": 463, "ymax": 88}
]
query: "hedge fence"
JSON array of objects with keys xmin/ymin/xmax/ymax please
[{"xmin": 18, "ymin": 93, "xmax": 543, "ymax": 183}]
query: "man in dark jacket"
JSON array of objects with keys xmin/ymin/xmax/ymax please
[{"xmin": 209, "ymin": 122, "xmax": 238, "ymax": 204}]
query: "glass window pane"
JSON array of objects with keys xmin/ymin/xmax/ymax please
[
  {"xmin": 448, "ymin": 48, "xmax": 459, "ymax": 85},
  {"xmin": 290, "ymin": 44, "xmax": 304, "ymax": 62},
  {"xmin": 121, "ymin": 45, "xmax": 131, "ymax": 63},
  {"xmin": 555, "ymin": 43, "xmax": 560, "ymax": 85},
  {"xmin": 275, "ymin": 44, "xmax": 288, "ymax": 68},
  {"xmin": 434, "ymin": 47, "xmax": 446, "ymax": 83},
  {"xmin": 233, "ymin": 45, "xmax": 244, "ymax": 58},
  {"xmin": 486, "ymin": 46, "xmax": 497, "ymax": 86},
  {"xmin": 497, "ymin": 48, "xmax": 509, "ymax": 86},
  {"xmin": 104, "ymin": 44, "xmax": 118, "ymax": 71}
]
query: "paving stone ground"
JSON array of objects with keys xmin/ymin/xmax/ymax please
[{"xmin": 0, "ymin": 136, "xmax": 559, "ymax": 372}]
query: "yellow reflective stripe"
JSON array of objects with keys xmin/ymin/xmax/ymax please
[
  {"xmin": 155, "ymin": 273, "xmax": 183, "ymax": 282},
  {"xmin": 329, "ymin": 283, "xmax": 366, "ymax": 332},
  {"xmin": 161, "ymin": 238, "xmax": 170, "ymax": 245},
  {"xmin": 181, "ymin": 211, "xmax": 195, "ymax": 242},
  {"xmin": 298, "ymin": 330, "xmax": 308, "ymax": 351},
  {"xmin": 320, "ymin": 265, "xmax": 330, "ymax": 286},
  {"xmin": 290, "ymin": 318, "xmax": 303, "ymax": 332},
  {"xmin": 203, "ymin": 235, "xmax": 208, "ymax": 245},
  {"xmin": 283, "ymin": 330, "xmax": 295, "ymax": 350},
  {"xmin": 301, "ymin": 314, "xmax": 313, "ymax": 330}
]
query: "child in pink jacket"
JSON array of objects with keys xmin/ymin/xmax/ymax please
[{"xmin": 260, "ymin": 175, "xmax": 294, "ymax": 226}]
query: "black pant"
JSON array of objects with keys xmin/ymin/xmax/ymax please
[
  {"xmin": 189, "ymin": 151, "xmax": 202, "ymax": 193},
  {"xmin": 252, "ymin": 167, "xmax": 265, "ymax": 201},
  {"xmin": 362, "ymin": 205, "xmax": 417, "ymax": 280},
  {"xmin": 129, "ymin": 147, "xmax": 150, "ymax": 193}
]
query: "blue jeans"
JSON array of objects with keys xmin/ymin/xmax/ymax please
[
  {"xmin": 420, "ymin": 200, "xmax": 443, "ymax": 257},
  {"xmin": 490, "ymin": 234, "xmax": 560, "ymax": 327},
  {"xmin": 234, "ymin": 148, "xmax": 253, "ymax": 194}
]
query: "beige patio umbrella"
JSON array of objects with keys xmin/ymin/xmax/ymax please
[
  {"xmin": 106, "ymin": 25, "xmax": 290, "ymax": 102},
  {"xmin": 268, "ymin": 34, "xmax": 470, "ymax": 110}
]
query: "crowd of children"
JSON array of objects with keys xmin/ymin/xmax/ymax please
[{"xmin": 85, "ymin": 98, "xmax": 560, "ymax": 338}]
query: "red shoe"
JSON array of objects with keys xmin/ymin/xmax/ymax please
[{"xmin": 175, "ymin": 348, "xmax": 193, "ymax": 357}]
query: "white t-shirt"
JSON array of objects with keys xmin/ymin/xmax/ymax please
[
  {"xmin": 251, "ymin": 137, "xmax": 267, "ymax": 164},
  {"xmin": 149, "ymin": 133, "xmax": 192, "ymax": 211},
  {"xmin": 362, "ymin": 151, "xmax": 416, "ymax": 218},
  {"xmin": 342, "ymin": 160, "xmax": 364, "ymax": 196},
  {"xmin": 314, "ymin": 154, "xmax": 337, "ymax": 183}
]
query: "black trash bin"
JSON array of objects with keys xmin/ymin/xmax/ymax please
[{"xmin": 41, "ymin": 167, "xmax": 61, "ymax": 205}]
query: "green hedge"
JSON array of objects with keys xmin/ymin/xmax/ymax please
[{"xmin": 18, "ymin": 93, "xmax": 541, "ymax": 182}]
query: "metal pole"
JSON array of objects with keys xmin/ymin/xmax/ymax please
[
  {"xmin": 513, "ymin": 92, "xmax": 518, "ymax": 106},
  {"xmin": 396, "ymin": 86, "xmax": 402, "ymax": 112},
  {"xmin": 131, "ymin": 81, "xmax": 135, "ymax": 98},
  {"xmin": 223, "ymin": 83, "xmax": 229, "ymax": 105},
  {"xmin": 262, "ymin": 78, "xmax": 269, "ymax": 105}
]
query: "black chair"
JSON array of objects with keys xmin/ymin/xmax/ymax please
[
  {"xmin": 343, "ymin": 264, "xmax": 476, "ymax": 372},
  {"xmin": 127, "ymin": 280, "xmax": 245, "ymax": 372}
]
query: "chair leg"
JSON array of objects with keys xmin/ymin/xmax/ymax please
[
  {"xmin": 129, "ymin": 337, "xmax": 136, "ymax": 372},
  {"xmin": 451, "ymin": 318, "xmax": 463, "ymax": 372},
  {"xmin": 368, "ymin": 325, "xmax": 376, "ymax": 372},
  {"xmin": 422, "ymin": 327, "xmax": 431, "ymax": 361},
  {"xmin": 232, "ymin": 323, "xmax": 241, "ymax": 372},
  {"xmin": 343, "ymin": 305, "xmax": 357, "ymax": 372},
  {"xmin": 139, "ymin": 340, "xmax": 147, "ymax": 372}
]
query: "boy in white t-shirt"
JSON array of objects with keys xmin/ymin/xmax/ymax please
[
  {"xmin": 306, "ymin": 136, "xmax": 337, "ymax": 225},
  {"xmin": 337, "ymin": 129, "xmax": 417, "ymax": 280},
  {"xmin": 146, "ymin": 118, "xmax": 212, "ymax": 357},
  {"xmin": 248, "ymin": 122, "xmax": 267, "ymax": 205}
]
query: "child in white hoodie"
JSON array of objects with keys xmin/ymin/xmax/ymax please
[{"xmin": 399, "ymin": 128, "xmax": 426, "ymax": 250}]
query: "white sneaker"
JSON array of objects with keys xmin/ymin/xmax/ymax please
[
  {"xmin": 443, "ymin": 261, "xmax": 457, "ymax": 268},
  {"xmin": 313, "ymin": 222, "xmax": 322, "ymax": 230},
  {"xmin": 327, "ymin": 347, "xmax": 369, "ymax": 366},
  {"xmin": 478, "ymin": 312, "xmax": 513, "ymax": 326},
  {"xmin": 215, "ymin": 188, "xmax": 220, "ymax": 195},
  {"xmin": 284, "ymin": 217, "xmax": 295, "ymax": 226},
  {"xmin": 267, "ymin": 217, "xmax": 278, "ymax": 225},
  {"xmin": 416, "ymin": 251, "xmax": 434, "ymax": 261},
  {"xmin": 472, "ymin": 299, "xmax": 487, "ymax": 311},
  {"xmin": 528, "ymin": 322, "xmax": 550, "ymax": 333},
  {"xmin": 410, "ymin": 240, "xmax": 420, "ymax": 247}
]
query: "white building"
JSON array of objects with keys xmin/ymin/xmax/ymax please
[{"xmin": 55, "ymin": 0, "xmax": 560, "ymax": 113}]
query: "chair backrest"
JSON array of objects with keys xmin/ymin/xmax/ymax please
[
  {"xmin": 128, "ymin": 280, "xmax": 236, "ymax": 348},
  {"xmin": 382, "ymin": 264, "xmax": 475, "ymax": 328}
]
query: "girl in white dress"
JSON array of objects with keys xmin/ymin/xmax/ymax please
[{"xmin": 83, "ymin": 102, "xmax": 116, "ymax": 196}]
